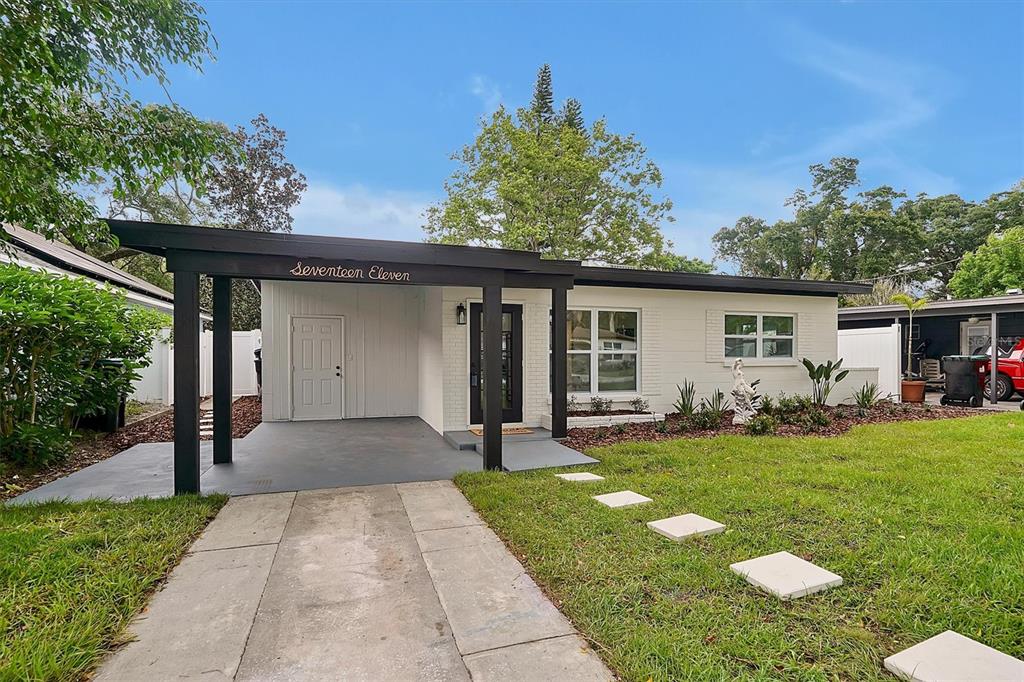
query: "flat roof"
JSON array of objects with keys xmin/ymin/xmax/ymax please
[
  {"xmin": 107, "ymin": 219, "xmax": 870, "ymax": 297},
  {"xmin": 839, "ymin": 294, "xmax": 1024, "ymax": 320}
]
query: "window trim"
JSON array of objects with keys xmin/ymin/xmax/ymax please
[
  {"xmin": 724, "ymin": 312, "xmax": 796, "ymax": 363},
  {"xmin": 550, "ymin": 306, "xmax": 642, "ymax": 396}
]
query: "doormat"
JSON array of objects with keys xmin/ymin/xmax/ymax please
[{"xmin": 468, "ymin": 427, "xmax": 534, "ymax": 436}]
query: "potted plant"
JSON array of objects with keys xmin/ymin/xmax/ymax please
[{"xmin": 891, "ymin": 293, "xmax": 928, "ymax": 403}]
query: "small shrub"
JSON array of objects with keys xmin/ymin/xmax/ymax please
[
  {"xmin": 691, "ymin": 410, "xmax": 720, "ymax": 430},
  {"xmin": 674, "ymin": 380, "xmax": 697, "ymax": 418},
  {"xmin": 852, "ymin": 381, "xmax": 885, "ymax": 409},
  {"xmin": 759, "ymin": 395, "xmax": 775, "ymax": 415},
  {"xmin": 567, "ymin": 394, "xmax": 580, "ymax": 414},
  {"xmin": 699, "ymin": 388, "xmax": 731, "ymax": 421},
  {"xmin": 629, "ymin": 396, "xmax": 650, "ymax": 414},
  {"xmin": 590, "ymin": 395, "xmax": 612, "ymax": 414},
  {"xmin": 613, "ymin": 422, "xmax": 628, "ymax": 435},
  {"xmin": 801, "ymin": 357, "xmax": 851, "ymax": 406},
  {"xmin": 655, "ymin": 419, "xmax": 669, "ymax": 433},
  {"xmin": 800, "ymin": 407, "xmax": 832, "ymax": 433},
  {"xmin": 744, "ymin": 414, "xmax": 779, "ymax": 436}
]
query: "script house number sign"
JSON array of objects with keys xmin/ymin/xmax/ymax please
[{"xmin": 289, "ymin": 260, "xmax": 412, "ymax": 282}]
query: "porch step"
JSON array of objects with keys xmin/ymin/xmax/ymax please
[{"xmin": 443, "ymin": 428, "xmax": 556, "ymax": 451}]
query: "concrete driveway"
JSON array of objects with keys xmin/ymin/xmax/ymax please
[{"xmin": 95, "ymin": 482, "xmax": 612, "ymax": 681}]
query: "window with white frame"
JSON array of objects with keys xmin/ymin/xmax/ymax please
[
  {"xmin": 551, "ymin": 308, "xmax": 640, "ymax": 393},
  {"xmin": 724, "ymin": 313, "xmax": 795, "ymax": 359}
]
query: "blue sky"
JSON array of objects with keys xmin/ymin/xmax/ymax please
[{"xmin": 133, "ymin": 1, "xmax": 1023, "ymax": 263}]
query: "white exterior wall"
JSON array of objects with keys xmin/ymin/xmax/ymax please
[
  {"xmin": 438, "ymin": 285, "xmax": 860, "ymax": 432},
  {"xmin": 260, "ymin": 280, "xmax": 869, "ymax": 433},
  {"xmin": 261, "ymin": 281, "xmax": 422, "ymax": 421},
  {"xmin": 417, "ymin": 287, "xmax": 445, "ymax": 433}
]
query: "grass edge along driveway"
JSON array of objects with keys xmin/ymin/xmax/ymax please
[
  {"xmin": 456, "ymin": 414, "xmax": 1024, "ymax": 681},
  {"xmin": 1, "ymin": 494, "xmax": 226, "ymax": 680}
]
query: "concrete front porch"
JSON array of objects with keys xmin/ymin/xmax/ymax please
[{"xmin": 13, "ymin": 417, "xmax": 596, "ymax": 503}]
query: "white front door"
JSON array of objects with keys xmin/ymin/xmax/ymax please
[{"xmin": 291, "ymin": 316, "xmax": 343, "ymax": 420}]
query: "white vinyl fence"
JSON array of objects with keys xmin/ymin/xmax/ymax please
[
  {"xmin": 131, "ymin": 329, "xmax": 261, "ymax": 404},
  {"xmin": 837, "ymin": 324, "xmax": 902, "ymax": 402}
]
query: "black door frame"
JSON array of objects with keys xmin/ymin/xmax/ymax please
[{"xmin": 469, "ymin": 302, "xmax": 523, "ymax": 424}]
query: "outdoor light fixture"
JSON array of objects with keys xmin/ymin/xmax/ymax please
[
  {"xmin": 968, "ymin": 316, "xmax": 980, "ymax": 324},
  {"xmin": 456, "ymin": 302, "xmax": 467, "ymax": 325}
]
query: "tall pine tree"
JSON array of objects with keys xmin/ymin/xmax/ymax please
[
  {"xmin": 531, "ymin": 64, "xmax": 555, "ymax": 123},
  {"xmin": 561, "ymin": 98, "xmax": 585, "ymax": 132}
]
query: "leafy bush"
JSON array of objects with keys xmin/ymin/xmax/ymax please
[
  {"xmin": 655, "ymin": 419, "xmax": 669, "ymax": 434},
  {"xmin": 744, "ymin": 414, "xmax": 778, "ymax": 436},
  {"xmin": 801, "ymin": 358, "xmax": 850, "ymax": 406},
  {"xmin": 0, "ymin": 264, "xmax": 165, "ymax": 466},
  {"xmin": 690, "ymin": 410, "xmax": 720, "ymax": 430},
  {"xmin": 800, "ymin": 407, "xmax": 832, "ymax": 433},
  {"xmin": 613, "ymin": 422, "xmax": 628, "ymax": 435},
  {"xmin": 700, "ymin": 388, "xmax": 730, "ymax": 421},
  {"xmin": 674, "ymin": 380, "xmax": 697, "ymax": 418},
  {"xmin": 628, "ymin": 396, "xmax": 650, "ymax": 414},
  {"xmin": 590, "ymin": 395, "xmax": 612, "ymax": 414},
  {"xmin": 759, "ymin": 395, "xmax": 775, "ymax": 414},
  {"xmin": 567, "ymin": 394, "xmax": 580, "ymax": 414}
]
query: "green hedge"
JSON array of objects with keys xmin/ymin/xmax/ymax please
[{"xmin": 0, "ymin": 264, "xmax": 167, "ymax": 466}]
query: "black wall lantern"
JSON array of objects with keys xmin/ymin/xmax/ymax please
[{"xmin": 456, "ymin": 302, "xmax": 467, "ymax": 325}]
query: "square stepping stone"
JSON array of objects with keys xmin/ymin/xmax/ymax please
[
  {"xmin": 592, "ymin": 491, "xmax": 652, "ymax": 508},
  {"xmin": 730, "ymin": 551, "xmax": 842, "ymax": 600},
  {"xmin": 647, "ymin": 513, "xmax": 725, "ymax": 541},
  {"xmin": 555, "ymin": 472, "xmax": 604, "ymax": 482},
  {"xmin": 883, "ymin": 630, "xmax": 1024, "ymax": 681}
]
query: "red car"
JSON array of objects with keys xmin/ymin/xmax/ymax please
[{"xmin": 981, "ymin": 337, "xmax": 1024, "ymax": 405}]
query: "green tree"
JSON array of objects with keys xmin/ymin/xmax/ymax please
[
  {"xmin": 426, "ymin": 71, "xmax": 675, "ymax": 267},
  {"xmin": 0, "ymin": 0, "xmax": 234, "ymax": 248},
  {"xmin": 561, "ymin": 98, "xmax": 585, "ymax": 133},
  {"xmin": 99, "ymin": 114, "xmax": 307, "ymax": 330},
  {"xmin": 531, "ymin": 64, "xmax": 555, "ymax": 124},
  {"xmin": 949, "ymin": 226, "xmax": 1024, "ymax": 298},
  {"xmin": 661, "ymin": 253, "xmax": 714, "ymax": 273}
]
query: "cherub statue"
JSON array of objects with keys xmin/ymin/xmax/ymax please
[{"xmin": 731, "ymin": 358, "xmax": 757, "ymax": 424}]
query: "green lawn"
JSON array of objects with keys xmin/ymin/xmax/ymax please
[
  {"xmin": 456, "ymin": 414, "xmax": 1024, "ymax": 681},
  {"xmin": 0, "ymin": 495, "xmax": 226, "ymax": 681}
]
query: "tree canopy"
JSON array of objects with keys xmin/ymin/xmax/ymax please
[
  {"xmin": 949, "ymin": 225, "xmax": 1024, "ymax": 299},
  {"xmin": 0, "ymin": 0, "xmax": 234, "ymax": 248},
  {"xmin": 98, "ymin": 114, "xmax": 307, "ymax": 330},
  {"xmin": 425, "ymin": 66, "xmax": 682, "ymax": 268},
  {"xmin": 712, "ymin": 159, "xmax": 1024, "ymax": 298}
]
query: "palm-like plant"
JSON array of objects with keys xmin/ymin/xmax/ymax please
[{"xmin": 891, "ymin": 293, "xmax": 928, "ymax": 378}]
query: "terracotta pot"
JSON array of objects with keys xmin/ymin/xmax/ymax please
[{"xmin": 900, "ymin": 379, "xmax": 926, "ymax": 403}]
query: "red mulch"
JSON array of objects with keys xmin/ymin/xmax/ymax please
[
  {"xmin": 1, "ymin": 395, "xmax": 263, "ymax": 502},
  {"xmin": 564, "ymin": 403, "xmax": 982, "ymax": 450}
]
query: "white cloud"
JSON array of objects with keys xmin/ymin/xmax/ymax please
[
  {"xmin": 291, "ymin": 182, "xmax": 435, "ymax": 242},
  {"xmin": 469, "ymin": 75, "xmax": 503, "ymax": 112}
]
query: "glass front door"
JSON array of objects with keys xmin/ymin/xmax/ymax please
[{"xmin": 469, "ymin": 303, "xmax": 523, "ymax": 424}]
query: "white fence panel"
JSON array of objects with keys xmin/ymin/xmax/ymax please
[
  {"xmin": 838, "ymin": 324, "xmax": 902, "ymax": 402},
  {"xmin": 131, "ymin": 328, "xmax": 261, "ymax": 404},
  {"xmin": 231, "ymin": 330, "xmax": 262, "ymax": 396}
]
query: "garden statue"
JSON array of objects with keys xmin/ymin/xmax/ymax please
[{"xmin": 731, "ymin": 358, "xmax": 757, "ymax": 424}]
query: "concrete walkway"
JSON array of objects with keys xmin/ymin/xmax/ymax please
[{"xmin": 95, "ymin": 482, "xmax": 611, "ymax": 681}]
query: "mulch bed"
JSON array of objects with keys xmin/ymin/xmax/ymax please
[
  {"xmin": 564, "ymin": 403, "xmax": 982, "ymax": 450},
  {"xmin": 569, "ymin": 409, "xmax": 653, "ymax": 417},
  {"xmin": 1, "ymin": 395, "xmax": 263, "ymax": 502}
]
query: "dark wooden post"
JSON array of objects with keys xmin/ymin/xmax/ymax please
[
  {"xmin": 990, "ymin": 312, "xmax": 999, "ymax": 404},
  {"xmin": 551, "ymin": 287, "xmax": 568, "ymax": 439},
  {"xmin": 482, "ymin": 285, "xmax": 503, "ymax": 470},
  {"xmin": 173, "ymin": 271, "xmax": 201, "ymax": 494},
  {"xmin": 212, "ymin": 277, "xmax": 232, "ymax": 464}
]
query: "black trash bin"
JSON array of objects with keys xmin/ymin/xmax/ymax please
[
  {"xmin": 78, "ymin": 358, "xmax": 127, "ymax": 432},
  {"xmin": 940, "ymin": 355, "xmax": 986, "ymax": 407},
  {"xmin": 254, "ymin": 347, "xmax": 262, "ymax": 396}
]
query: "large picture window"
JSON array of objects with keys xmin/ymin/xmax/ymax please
[
  {"xmin": 553, "ymin": 308, "xmax": 639, "ymax": 394},
  {"xmin": 724, "ymin": 313, "xmax": 794, "ymax": 359}
]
